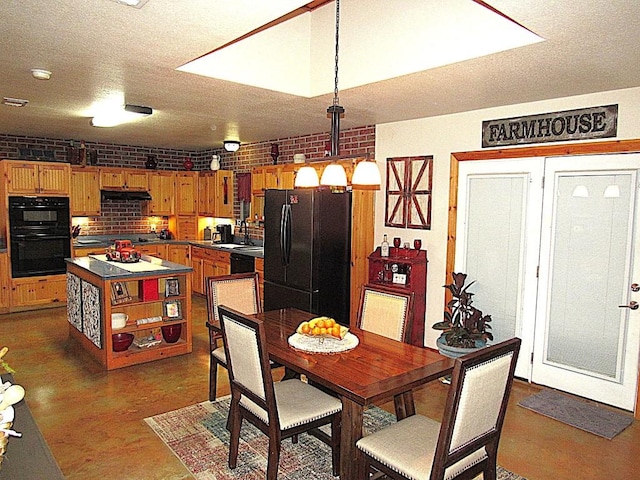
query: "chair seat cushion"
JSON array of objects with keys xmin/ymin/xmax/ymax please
[
  {"xmin": 240, "ymin": 379, "xmax": 342, "ymax": 430},
  {"xmin": 212, "ymin": 346, "xmax": 227, "ymax": 365},
  {"xmin": 356, "ymin": 414, "xmax": 487, "ymax": 480}
]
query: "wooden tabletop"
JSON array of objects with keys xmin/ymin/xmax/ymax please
[{"xmin": 256, "ymin": 308, "xmax": 454, "ymax": 406}]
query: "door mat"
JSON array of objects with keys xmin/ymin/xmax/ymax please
[
  {"xmin": 145, "ymin": 397, "xmax": 526, "ymax": 479},
  {"xmin": 518, "ymin": 389, "xmax": 634, "ymax": 439}
]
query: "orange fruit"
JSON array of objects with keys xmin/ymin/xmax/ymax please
[
  {"xmin": 301, "ymin": 324, "xmax": 311, "ymax": 334},
  {"xmin": 316, "ymin": 319, "xmax": 326, "ymax": 329},
  {"xmin": 312, "ymin": 326, "xmax": 321, "ymax": 336},
  {"xmin": 325, "ymin": 318, "xmax": 335, "ymax": 328},
  {"xmin": 331, "ymin": 325, "xmax": 341, "ymax": 338},
  {"xmin": 320, "ymin": 327, "xmax": 328, "ymax": 335}
]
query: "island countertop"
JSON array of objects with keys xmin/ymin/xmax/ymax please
[{"xmin": 65, "ymin": 254, "xmax": 193, "ymax": 280}]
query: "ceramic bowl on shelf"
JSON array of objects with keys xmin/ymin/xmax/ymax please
[
  {"xmin": 111, "ymin": 313, "xmax": 128, "ymax": 330},
  {"xmin": 112, "ymin": 333, "xmax": 134, "ymax": 352},
  {"xmin": 161, "ymin": 324, "xmax": 182, "ymax": 343}
]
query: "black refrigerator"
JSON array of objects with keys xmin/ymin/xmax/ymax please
[{"xmin": 264, "ymin": 189, "xmax": 352, "ymax": 325}]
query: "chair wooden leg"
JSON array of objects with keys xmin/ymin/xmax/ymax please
[
  {"xmin": 228, "ymin": 399, "xmax": 242, "ymax": 469},
  {"xmin": 331, "ymin": 413, "xmax": 341, "ymax": 477},
  {"xmin": 209, "ymin": 355, "xmax": 218, "ymax": 401},
  {"xmin": 266, "ymin": 436, "xmax": 281, "ymax": 480}
]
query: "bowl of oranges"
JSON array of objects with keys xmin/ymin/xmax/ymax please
[{"xmin": 296, "ymin": 316, "xmax": 349, "ymax": 340}]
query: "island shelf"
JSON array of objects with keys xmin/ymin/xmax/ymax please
[{"xmin": 65, "ymin": 255, "xmax": 193, "ymax": 370}]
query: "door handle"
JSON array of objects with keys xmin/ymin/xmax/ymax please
[{"xmin": 618, "ymin": 301, "xmax": 639, "ymax": 310}]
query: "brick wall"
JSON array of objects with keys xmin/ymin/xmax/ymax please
[{"xmin": 0, "ymin": 126, "xmax": 375, "ymax": 236}]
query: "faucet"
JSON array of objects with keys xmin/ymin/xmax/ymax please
[{"xmin": 240, "ymin": 220, "xmax": 251, "ymax": 245}]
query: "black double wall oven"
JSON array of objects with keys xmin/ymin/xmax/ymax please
[{"xmin": 9, "ymin": 196, "xmax": 71, "ymax": 278}]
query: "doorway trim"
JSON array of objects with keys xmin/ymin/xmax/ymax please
[{"xmin": 447, "ymin": 138, "xmax": 640, "ymax": 418}]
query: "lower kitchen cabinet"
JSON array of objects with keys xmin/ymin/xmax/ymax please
[
  {"xmin": 135, "ymin": 244, "xmax": 165, "ymax": 258},
  {"xmin": 10, "ymin": 275, "xmax": 67, "ymax": 309},
  {"xmin": 0, "ymin": 253, "xmax": 9, "ymax": 313},
  {"xmin": 191, "ymin": 246, "xmax": 230, "ymax": 294},
  {"xmin": 167, "ymin": 244, "xmax": 190, "ymax": 266}
]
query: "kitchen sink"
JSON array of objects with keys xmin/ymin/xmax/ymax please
[{"xmin": 237, "ymin": 246, "xmax": 263, "ymax": 252}]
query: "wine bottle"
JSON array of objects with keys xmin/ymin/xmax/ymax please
[{"xmin": 381, "ymin": 234, "xmax": 390, "ymax": 257}]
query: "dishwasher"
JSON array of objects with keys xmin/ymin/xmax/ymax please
[{"xmin": 230, "ymin": 252, "xmax": 255, "ymax": 274}]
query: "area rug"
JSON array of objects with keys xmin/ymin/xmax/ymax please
[
  {"xmin": 145, "ymin": 396, "xmax": 526, "ymax": 479},
  {"xmin": 518, "ymin": 389, "xmax": 634, "ymax": 439}
]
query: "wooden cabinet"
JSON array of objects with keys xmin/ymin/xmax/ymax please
[
  {"xmin": 255, "ymin": 257, "xmax": 264, "ymax": 308},
  {"xmin": 367, "ymin": 247, "xmax": 427, "ymax": 347},
  {"xmin": 66, "ymin": 263, "xmax": 192, "ymax": 370},
  {"xmin": 198, "ymin": 170, "xmax": 234, "ymax": 217},
  {"xmin": 0, "ymin": 253, "xmax": 9, "ymax": 313},
  {"xmin": 168, "ymin": 215, "xmax": 197, "ymax": 241},
  {"xmin": 100, "ymin": 168, "xmax": 149, "ymax": 191},
  {"xmin": 2, "ymin": 160, "xmax": 70, "ymax": 195},
  {"xmin": 72, "ymin": 246, "xmax": 104, "ymax": 257},
  {"xmin": 136, "ymin": 244, "xmax": 165, "ymax": 258},
  {"xmin": 191, "ymin": 246, "xmax": 230, "ymax": 294},
  {"xmin": 167, "ymin": 244, "xmax": 190, "ymax": 266},
  {"xmin": 175, "ymin": 172, "xmax": 198, "ymax": 215},
  {"xmin": 70, "ymin": 167, "xmax": 100, "ymax": 216},
  {"xmin": 144, "ymin": 171, "xmax": 175, "ymax": 215},
  {"xmin": 10, "ymin": 275, "xmax": 67, "ymax": 309}
]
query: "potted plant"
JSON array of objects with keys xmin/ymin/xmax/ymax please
[{"xmin": 433, "ymin": 272, "xmax": 493, "ymax": 358}]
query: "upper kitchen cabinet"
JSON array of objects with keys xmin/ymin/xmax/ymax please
[
  {"xmin": 2, "ymin": 160, "xmax": 70, "ymax": 195},
  {"xmin": 144, "ymin": 170, "xmax": 175, "ymax": 216},
  {"xmin": 70, "ymin": 166, "xmax": 100, "ymax": 216},
  {"xmin": 198, "ymin": 170, "xmax": 234, "ymax": 218},
  {"xmin": 175, "ymin": 172, "xmax": 198, "ymax": 215},
  {"xmin": 100, "ymin": 167, "xmax": 149, "ymax": 191}
]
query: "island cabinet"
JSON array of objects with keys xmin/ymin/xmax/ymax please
[
  {"xmin": 99, "ymin": 167, "xmax": 149, "ymax": 191},
  {"xmin": 190, "ymin": 246, "xmax": 230, "ymax": 294},
  {"xmin": 70, "ymin": 166, "xmax": 101, "ymax": 216},
  {"xmin": 66, "ymin": 256, "xmax": 193, "ymax": 370},
  {"xmin": 1, "ymin": 160, "xmax": 70, "ymax": 195}
]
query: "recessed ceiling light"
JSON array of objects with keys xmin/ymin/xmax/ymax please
[
  {"xmin": 223, "ymin": 140, "xmax": 241, "ymax": 152},
  {"xmin": 108, "ymin": 0, "xmax": 150, "ymax": 8},
  {"xmin": 2, "ymin": 97, "xmax": 29, "ymax": 107},
  {"xmin": 31, "ymin": 69, "xmax": 52, "ymax": 80}
]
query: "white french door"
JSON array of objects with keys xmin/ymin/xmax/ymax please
[{"xmin": 456, "ymin": 153, "xmax": 640, "ymax": 410}]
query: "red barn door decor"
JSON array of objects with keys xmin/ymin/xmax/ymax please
[{"xmin": 385, "ymin": 156, "xmax": 433, "ymax": 229}]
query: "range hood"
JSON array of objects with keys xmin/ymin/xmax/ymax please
[{"xmin": 101, "ymin": 189, "xmax": 152, "ymax": 201}]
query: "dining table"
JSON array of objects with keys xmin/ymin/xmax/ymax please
[{"xmin": 253, "ymin": 307, "xmax": 455, "ymax": 480}]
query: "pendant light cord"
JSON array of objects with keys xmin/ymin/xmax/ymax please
[{"xmin": 333, "ymin": 0, "xmax": 340, "ymax": 106}]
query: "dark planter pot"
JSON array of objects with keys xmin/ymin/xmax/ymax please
[{"xmin": 436, "ymin": 334, "xmax": 486, "ymax": 359}]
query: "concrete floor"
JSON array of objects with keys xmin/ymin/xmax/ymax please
[{"xmin": 1, "ymin": 296, "xmax": 638, "ymax": 479}]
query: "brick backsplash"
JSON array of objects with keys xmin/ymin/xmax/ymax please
[{"xmin": 1, "ymin": 126, "xmax": 375, "ymax": 237}]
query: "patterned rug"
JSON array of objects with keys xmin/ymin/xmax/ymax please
[
  {"xmin": 518, "ymin": 389, "xmax": 634, "ymax": 439},
  {"xmin": 145, "ymin": 396, "xmax": 526, "ymax": 479}
]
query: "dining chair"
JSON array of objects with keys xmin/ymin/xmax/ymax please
[
  {"xmin": 205, "ymin": 272, "xmax": 262, "ymax": 401},
  {"xmin": 218, "ymin": 305, "xmax": 343, "ymax": 479},
  {"xmin": 356, "ymin": 337, "xmax": 521, "ymax": 480},
  {"xmin": 356, "ymin": 283, "xmax": 415, "ymax": 343}
]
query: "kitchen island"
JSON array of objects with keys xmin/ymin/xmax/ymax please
[{"xmin": 65, "ymin": 255, "xmax": 193, "ymax": 370}]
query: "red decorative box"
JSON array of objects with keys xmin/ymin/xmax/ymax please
[{"xmin": 139, "ymin": 279, "xmax": 159, "ymax": 301}]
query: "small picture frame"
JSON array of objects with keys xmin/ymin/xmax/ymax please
[
  {"xmin": 111, "ymin": 281, "xmax": 131, "ymax": 305},
  {"xmin": 165, "ymin": 278, "xmax": 180, "ymax": 297},
  {"xmin": 163, "ymin": 299, "xmax": 182, "ymax": 320}
]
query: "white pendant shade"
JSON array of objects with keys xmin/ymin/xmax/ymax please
[
  {"xmin": 320, "ymin": 163, "xmax": 347, "ymax": 187},
  {"xmin": 295, "ymin": 165, "xmax": 320, "ymax": 187},
  {"xmin": 352, "ymin": 160, "xmax": 381, "ymax": 186}
]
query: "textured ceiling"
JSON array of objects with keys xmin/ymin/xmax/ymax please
[{"xmin": 2, "ymin": 0, "xmax": 640, "ymax": 150}]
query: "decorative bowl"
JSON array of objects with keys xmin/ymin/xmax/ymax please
[
  {"xmin": 112, "ymin": 333, "xmax": 134, "ymax": 352},
  {"xmin": 111, "ymin": 313, "xmax": 128, "ymax": 330},
  {"xmin": 161, "ymin": 324, "xmax": 182, "ymax": 343}
]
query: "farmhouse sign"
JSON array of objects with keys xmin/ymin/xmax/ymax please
[{"xmin": 482, "ymin": 104, "xmax": 618, "ymax": 148}]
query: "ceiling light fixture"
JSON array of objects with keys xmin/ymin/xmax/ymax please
[
  {"xmin": 91, "ymin": 103, "xmax": 153, "ymax": 127},
  {"xmin": 295, "ymin": 166, "xmax": 320, "ymax": 188},
  {"xmin": 224, "ymin": 140, "xmax": 241, "ymax": 152},
  {"xmin": 2, "ymin": 97, "xmax": 29, "ymax": 107},
  {"xmin": 31, "ymin": 69, "xmax": 52, "ymax": 80},
  {"xmin": 109, "ymin": 0, "xmax": 150, "ymax": 8},
  {"xmin": 352, "ymin": 158, "xmax": 382, "ymax": 188}
]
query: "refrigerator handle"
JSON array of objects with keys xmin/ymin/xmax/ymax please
[
  {"xmin": 280, "ymin": 204, "xmax": 287, "ymax": 266},
  {"xmin": 284, "ymin": 204, "xmax": 292, "ymax": 265}
]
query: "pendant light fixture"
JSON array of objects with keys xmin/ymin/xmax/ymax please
[
  {"xmin": 223, "ymin": 140, "xmax": 241, "ymax": 152},
  {"xmin": 320, "ymin": 0, "xmax": 347, "ymax": 188},
  {"xmin": 294, "ymin": 165, "xmax": 320, "ymax": 188}
]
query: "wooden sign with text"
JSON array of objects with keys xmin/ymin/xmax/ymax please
[{"xmin": 482, "ymin": 104, "xmax": 618, "ymax": 147}]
